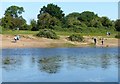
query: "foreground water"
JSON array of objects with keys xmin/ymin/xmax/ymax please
[{"xmin": 2, "ymin": 47, "xmax": 118, "ymax": 82}]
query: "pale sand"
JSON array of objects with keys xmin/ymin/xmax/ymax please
[{"xmin": 0, "ymin": 34, "xmax": 119, "ymax": 49}]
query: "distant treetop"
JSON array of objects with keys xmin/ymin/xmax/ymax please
[
  {"xmin": 38, "ymin": 3, "xmax": 65, "ymax": 21},
  {"xmin": 4, "ymin": 5, "xmax": 24, "ymax": 18}
]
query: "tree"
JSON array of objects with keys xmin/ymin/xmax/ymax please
[
  {"xmin": 38, "ymin": 3, "xmax": 65, "ymax": 21},
  {"xmin": 1, "ymin": 15, "xmax": 12, "ymax": 29},
  {"xmin": 78, "ymin": 11, "xmax": 98, "ymax": 27},
  {"xmin": 1, "ymin": 5, "xmax": 27, "ymax": 30},
  {"xmin": 64, "ymin": 12, "xmax": 87, "ymax": 28},
  {"xmin": 78, "ymin": 11, "xmax": 98, "ymax": 22},
  {"xmin": 90, "ymin": 18, "xmax": 102, "ymax": 28},
  {"xmin": 115, "ymin": 19, "xmax": 120, "ymax": 31},
  {"xmin": 30, "ymin": 19, "xmax": 38, "ymax": 31},
  {"xmin": 65, "ymin": 17, "xmax": 80, "ymax": 28},
  {"xmin": 12, "ymin": 16, "xmax": 27, "ymax": 30},
  {"xmin": 100, "ymin": 17, "xmax": 113, "ymax": 28},
  {"xmin": 66, "ymin": 12, "xmax": 80, "ymax": 18},
  {"xmin": 4, "ymin": 5, "xmax": 24, "ymax": 18},
  {"xmin": 37, "ymin": 13, "xmax": 61, "ymax": 29}
]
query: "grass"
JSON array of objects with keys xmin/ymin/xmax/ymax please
[
  {"xmin": 63, "ymin": 43, "xmax": 77, "ymax": 47},
  {"xmin": 0, "ymin": 26, "xmax": 2, "ymax": 34},
  {"xmin": 2, "ymin": 30, "xmax": 39, "ymax": 35},
  {"xmin": 89, "ymin": 43, "xmax": 96, "ymax": 47},
  {"xmin": 56, "ymin": 31, "xmax": 117, "ymax": 38},
  {"xmin": 1, "ymin": 29, "xmax": 118, "ymax": 38},
  {"xmin": 48, "ymin": 43, "xmax": 76, "ymax": 48}
]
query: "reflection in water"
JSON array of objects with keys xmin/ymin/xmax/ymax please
[
  {"xmin": 37, "ymin": 56, "xmax": 62, "ymax": 74},
  {"xmin": 2, "ymin": 56, "xmax": 23, "ymax": 71},
  {"xmin": 2, "ymin": 52, "xmax": 118, "ymax": 72},
  {"xmin": 67, "ymin": 54, "xmax": 117, "ymax": 69},
  {"xmin": 2, "ymin": 48, "xmax": 118, "ymax": 82},
  {"xmin": 2, "ymin": 54, "xmax": 118, "ymax": 71},
  {"xmin": 101, "ymin": 54, "xmax": 111, "ymax": 69}
]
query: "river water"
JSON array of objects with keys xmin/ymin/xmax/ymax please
[{"xmin": 2, "ymin": 47, "xmax": 118, "ymax": 82}]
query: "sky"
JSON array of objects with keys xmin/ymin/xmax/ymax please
[{"xmin": 0, "ymin": 1, "xmax": 119, "ymax": 24}]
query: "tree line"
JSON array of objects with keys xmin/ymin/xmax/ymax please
[{"xmin": 0, "ymin": 3, "xmax": 120, "ymax": 32}]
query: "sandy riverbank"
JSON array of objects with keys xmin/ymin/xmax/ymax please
[{"xmin": 0, "ymin": 34, "xmax": 119, "ymax": 48}]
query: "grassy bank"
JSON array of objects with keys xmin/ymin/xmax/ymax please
[
  {"xmin": 1, "ymin": 25, "xmax": 118, "ymax": 38},
  {"xmin": 2, "ymin": 30, "xmax": 39, "ymax": 35},
  {"xmin": 1, "ymin": 30, "xmax": 118, "ymax": 38}
]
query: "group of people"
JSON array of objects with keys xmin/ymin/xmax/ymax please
[
  {"xmin": 93, "ymin": 32, "xmax": 111, "ymax": 46},
  {"xmin": 93, "ymin": 37, "xmax": 104, "ymax": 46},
  {"xmin": 14, "ymin": 35, "xmax": 20, "ymax": 42}
]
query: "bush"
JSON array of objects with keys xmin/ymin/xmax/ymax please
[
  {"xmin": 115, "ymin": 34, "xmax": 120, "ymax": 38},
  {"xmin": 36, "ymin": 29, "xmax": 59, "ymax": 39},
  {"xmin": 68, "ymin": 34, "xmax": 84, "ymax": 42},
  {"xmin": 31, "ymin": 27, "xmax": 39, "ymax": 31}
]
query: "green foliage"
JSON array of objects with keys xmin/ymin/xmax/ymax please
[
  {"xmin": 89, "ymin": 18, "xmax": 103, "ymax": 28},
  {"xmin": 63, "ymin": 43, "xmax": 76, "ymax": 47},
  {"xmin": 38, "ymin": 3, "xmax": 65, "ymax": 21},
  {"xmin": 36, "ymin": 29, "xmax": 59, "ymax": 39},
  {"xmin": 68, "ymin": 34, "xmax": 84, "ymax": 42},
  {"xmin": 78, "ymin": 11, "xmax": 98, "ymax": 22},
  {"xmin": 64, "ymin": 12, "xmax": 87, "ymax": 28},
  {"xmin": 0, "ymin": 26, "xmax": 2, "ymax": 34},
  {"xmin": 37, "ymin": 13, "xmax": 61, "ymax": 29},
  {"xmin": 4, "ymin": 5, "xmax": 24, "ymax": 18},
  {"xmin": 30, "ymin": 19, "xmax": 38, "ymax": 31},
  {"xmin": 65, "ymin": 12, "xmax": 80, "ymax": 18},
  {"xmin": 1, "ymin": 15, "xmax": 27, "ymax": 30},
  {"xmin": 54, "ymin": 26, "xmax": 114, "ymax": 35},
  {"xmin": 115, "ymin": 19, "xmax": 120, "ymax": 31},
  {"xmin": 77, "ymin": 11, "xmax": 104, "ymax": 28},
  {"xmin": 65, "ymin": 17, "xmax": 81, "ymax": 28},
  {"xmin": 100, "ymin": 17, "xmax": 113, "ymax": 28},
  {"xmin": 2, "ymin": 30, "xmax": 39, "ymax": 35},
  {"xmin": 20, "ymin": 23, "xmax": 30, "ymax": 30},
  {"xmin": 115, "ymin": 33, "xmax": 120, "ymax": 38},
  {"xmin": 1, "ymin": 4, "xmax": 117, "ymax": 34},
  {"xmin": 1, "ymin": 5, "xmax": 27, "ymax": 30}
]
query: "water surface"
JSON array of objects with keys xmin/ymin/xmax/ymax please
[{"xmin": 2, "ymin": 47, "xmax": 118, "ymax": 82}]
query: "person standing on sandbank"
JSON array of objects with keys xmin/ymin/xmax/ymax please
[
  {"xmin": 93, "ymin": 37, "xmax": 97, "ymax": 45},
  {"xmin": 101, "ymin": 38, "xmax": 104, "ymax": 45}
]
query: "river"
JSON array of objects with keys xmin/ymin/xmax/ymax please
[{"xmin": 2, "ymin": 47, "xmax": 118, "ymax": 82}]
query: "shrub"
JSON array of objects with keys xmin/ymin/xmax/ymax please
[
  {"xmin": 115, "ymin": 34, "xmax": 120, "ymax": 39},
  {"xmin": 68, "ymin": 34, "xmax": 84, "ymax": 42},
  {"xmin": 36, "ymin": 29, "xmax": 59, "ymax": 39},
  {"xmin": 31, "ymin": 27, "xmax": 39, "ymax": 31}
]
